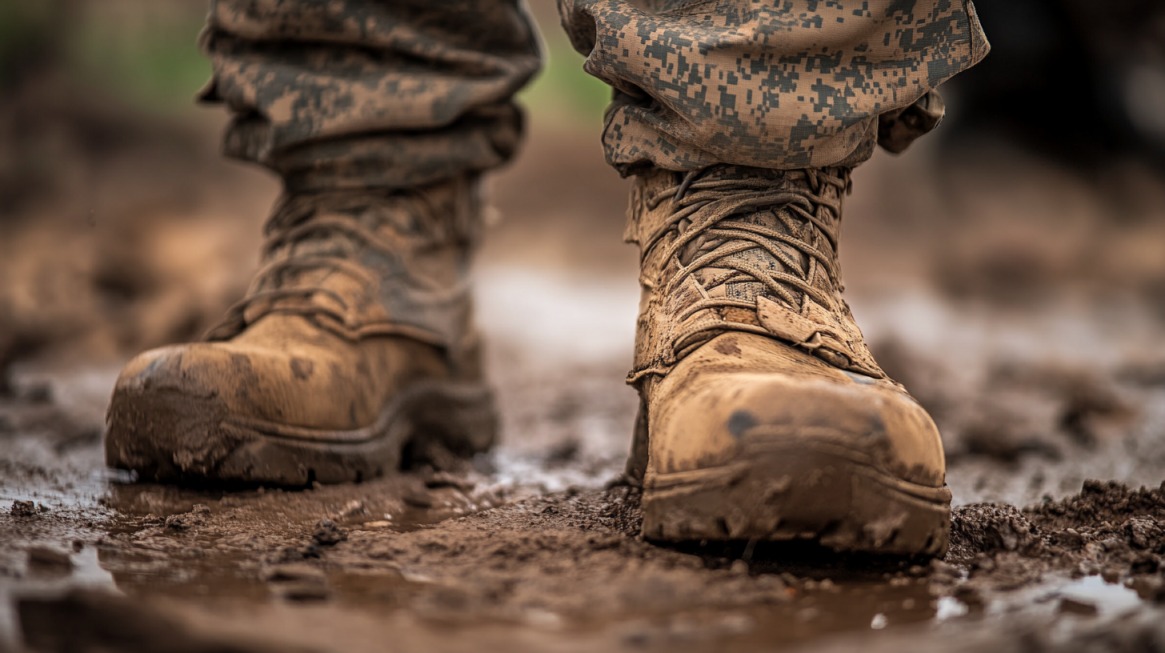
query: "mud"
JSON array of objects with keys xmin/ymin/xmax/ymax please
[
  {"xmin": 4, "ymin": 256, "xmax": 1165, "ymax": 653},
  {"xmin": 8, "ymin": 437, "xmax": 1165, "ymax": 653}
]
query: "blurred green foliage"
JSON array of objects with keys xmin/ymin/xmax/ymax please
[
  {"xmin": 0, "ymin": 2, "xmax": 608, "ymax": 126},
  {"xmin": 0, "ymin": 1, "xmax": 209, "ymax": 109},
  {"xmin": 66, "ymin": 10, "xmax": 211, "ymax": 109},
  {"xmin": 520, "ymin": 38, "xmax": 610, "ymax": 127}
]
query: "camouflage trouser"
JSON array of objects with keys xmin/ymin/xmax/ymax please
[{"xmin": 199, "ymin": 1, "xmax": 987, "ymax": 191}]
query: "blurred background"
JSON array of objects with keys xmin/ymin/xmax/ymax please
[{"xmin": 1, "ymin": 0, "xmax": 1164, "ymax": 502}]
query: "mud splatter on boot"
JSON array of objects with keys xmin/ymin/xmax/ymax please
[
  {"xmin": 105, "ymin": 174, "xmax": 496, "ymax": 485},
  {"xmin": 626, "ymin": 165, "xmax": 949, "ymax": 556}
]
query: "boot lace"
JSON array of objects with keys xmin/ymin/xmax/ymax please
[
  {"xmin": 642, "ymin": 166, "xmax": 849, "ymax": 349},
  {"xmin": 205, "ymin": 189, "xmax": 459, "ymax": 341}
]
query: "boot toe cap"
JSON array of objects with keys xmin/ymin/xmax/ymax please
[
  {"xmin": 646, "ymin": 335, "xmax": 945, "ymax": 488},
  {"xmin": 105, "ymin": 344, "xmax": 239, "ymax": 479}
]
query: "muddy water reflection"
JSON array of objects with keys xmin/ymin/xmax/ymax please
[
  {"xmin": 80, "ymin": 467, "xmax": 1163, "ymax": 653},
  {"xmin": 10, "ymin": 465, "xmax": 1165, "ymax": 653},
  {"xmin": 90, "ymin": 476, "xmax": 929, "ymax": 648},
  {"xmin": 91, "ymin": 480, "xmax": 943, "ymax": 652},
  {"xmin": 96, "ymin": 477, "xmax": 473, "ymax": 602},
  {"xmin": 646, "ymin": 579, "xmax": 938, "ymax": 650}
]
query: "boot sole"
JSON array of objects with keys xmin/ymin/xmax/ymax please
[
  {"xmin": 105, "ymin": 381, "xmax": 497, "ymax": 485},
  {"xmin": 641, "ymin": 439, "xmax": 951, "ymax": 556}
]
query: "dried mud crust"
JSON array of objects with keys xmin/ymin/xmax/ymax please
[{"xmin": 103, "ymin": 381, "xmax": 498, "ymax": 486}]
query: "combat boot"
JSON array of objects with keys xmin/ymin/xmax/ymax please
[
  {"xmin": 626, "ymin": 165, "xmax": 949, "ymax": 556},
  {"xmin": 105, "ymin": 175, "xmax": 495, "ymax": 485}
]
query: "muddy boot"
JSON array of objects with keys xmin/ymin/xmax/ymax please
[
  {"xmin": 627, "ymin": 166, "xmax": 949, "ymax": 556},
  {"xmin": 105, "ymin": 175, "xmax": 495, "ymax": 485}
]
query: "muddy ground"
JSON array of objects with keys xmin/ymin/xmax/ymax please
[{"xmin": 4, "ymin": 33, "xmax": 1165, "ymax": 651}]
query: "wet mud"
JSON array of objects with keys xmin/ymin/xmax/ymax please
[{"xmin": 5, "ymin": 275, "xmax": 1165, "ymax": 653}]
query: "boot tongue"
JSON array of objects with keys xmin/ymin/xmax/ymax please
[
  {"xmin": 678, "ymin": 166, "xmax": 826, "ymax": 311},
  {"xmin": 207, "ymin": 177, "xmax": 481, "ymax": 352},
  {"xmin": 629, "ymin": 165, "xmax": 887, "ymax": 384},
  {"xmin": 722, "ymin": 209, "xmax": 812, "ymax": 306},
  {"xmin": 259, "ymin": 222, "xmax": 361, "ymax": 293}
]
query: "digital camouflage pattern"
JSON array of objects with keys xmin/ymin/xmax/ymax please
[
  {"xmin": 200, "ymin": 0, "xmax": 986, "ymax": 187},
  {"xmin": 560, "ymin": 0, "xmax": 987, "ymax": 173},
  {"xmin": 198, "ymin": 0, "xmax": 542, "ymax": 191}
]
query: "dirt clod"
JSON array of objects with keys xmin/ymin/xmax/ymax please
[
  {"xmin": 949, "ymin": 504, "xmax": 1040, "ymax": 560},
  {"xmin": 164, "ymin": 504, "xmax": 211, "ymax": 531},
  {"xmin": 11, "ymin": 500, "xmax": 40, "ymax": 517},
  {"xmin": 312, "ymin": 519, "xmax": 348, "ymax": 546}
]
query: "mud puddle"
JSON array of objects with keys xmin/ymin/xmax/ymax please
[{"xmin": 8, "ymin": 482, "xmax": 1165, "ymax": 653}]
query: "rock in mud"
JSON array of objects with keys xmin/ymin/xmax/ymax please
[
  {"xmin": 274, "ymin": 582, "xmax": 330, "ymax": 602},
  {"xmin": 335, "ymin": 499, "xmax": 365, "ymax": 521}
]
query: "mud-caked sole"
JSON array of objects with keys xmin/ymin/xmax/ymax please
[
  {"xmin": 105, "ymin": 382, "xmax": 497, "ymax": 485},
  {"xmin": 641, "ymin": 440, "xmax": 951, "ymax": 556}
]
